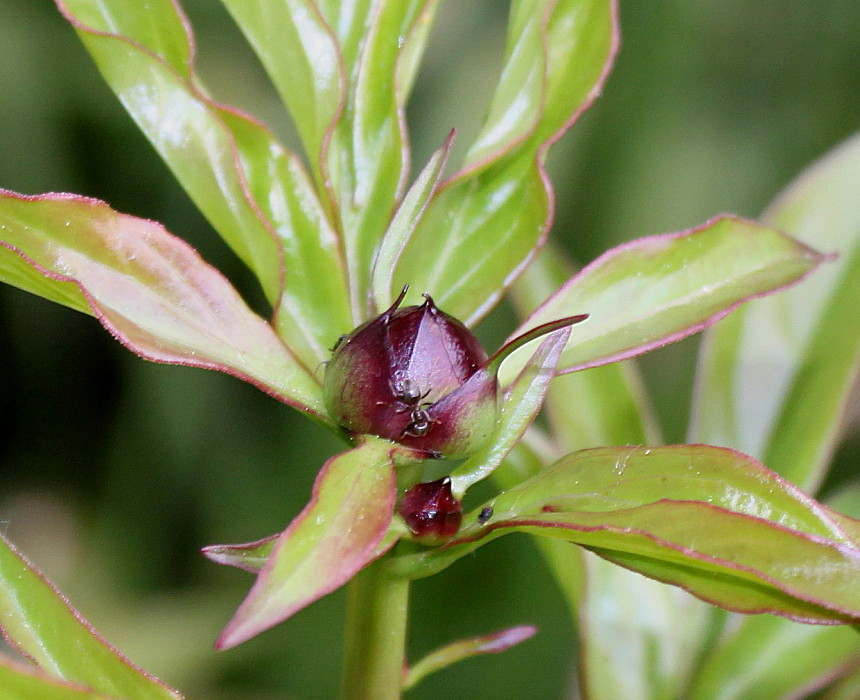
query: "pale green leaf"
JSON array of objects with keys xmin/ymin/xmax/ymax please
[
  {"xmin": 691, "ymin": 131, "xmax": 860, "ymax": 492},
  {"xmin": 57, "ymin": 0, "xmax": 284, "ymax": 302},
  {"xmin": 500, "ymin": 216, "xmax": 826, "ymax": 386},
  {"xmin": 216, "ymin": 437, "xmax": 401, "ymax": 649},
  {"xmin": 0, "ymin": 191, "xmax": 327, "ymax": 421},
  {"xmin": 393, "ymin": 0, "xmax": 617, "ymax": 324},
  {"xmin": 0, "ymin": 536, "xmax": 181, "ymax": 700}
]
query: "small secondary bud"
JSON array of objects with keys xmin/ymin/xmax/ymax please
[{"xmin": 398, "ymin": 477, "xmax": 462, "ymax": 544}]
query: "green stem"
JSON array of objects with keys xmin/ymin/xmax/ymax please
[{"xmin": 341, "ymin": 558, "xmax": 410, "ymax": 700}]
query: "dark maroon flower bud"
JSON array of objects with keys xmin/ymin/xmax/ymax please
[
  {"xmin": 398, "ymin": 477, "xmax": 462, "ymax": 544},
  {"xmin": 324, "ymin": 285, "xmax": 588, "ymax": 459},
  {"xmin": 324, "ymin": 286, "xmax": 497, "ymax": 458}
]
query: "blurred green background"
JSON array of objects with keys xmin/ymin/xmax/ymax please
[{"xmin": 1, "ymin": 1, "xmax": 858, "ymax": 698}]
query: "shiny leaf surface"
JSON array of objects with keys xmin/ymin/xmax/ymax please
[
  {"xmin": 57, "ymin": 0, "xmax": 284, "ymax": 303},
  {"xmin": 500, "ymin": 216, "xmax": 826, "ymax": 386},
  {"xmin": 0, "ymin": 191, "xmax": 327, "ymax": 420},
  {"xmin": 393, "ymin": 0, "xmax": 617, "ymax": 325},
  {"xmin": 324, "ymin": 1, "xmax": 438, "ymax": 315},
  {"xmin": 0, "ymin": 535, "xmax": 181, "ymax": 700},
  {"xmin": 219, "ymin": 0, "xmax": 343, "ymax": 178},
  {"xmin": 215, "ymin": 437, "xmax": 402, "ymax": 649},
  {"xmin": 390, "ymin": 446, "xmax": 860, "ymax": 624}
]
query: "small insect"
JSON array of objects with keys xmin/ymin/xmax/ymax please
[
  {"xmin": 478, "ymin": 506, "xmax": 493, "ymax": 524},
  {"xmin": 330, "ymin": 334, "xmax": 349, "ymax": 353},
  {"xmin": 403, "ymin": 407, "xmax": 434, "ymax": 437},
  {"xmin": 391, "ymin": 378, "xmax": 430, "ymax": 409}
]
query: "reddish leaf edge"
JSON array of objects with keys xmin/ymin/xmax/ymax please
[
  {"xmin": 511, "ymin": 213, "xmax": 832, "ymax": 374},
  {"xmin": 0, "ymin": 189, "xmax": 329, "ymax": 425},
  {"xmin": 454, "ymin": 0, "xmax": 620, "ymax": 327},
  {"xmin": 403, "ymin": 625, "xmax": 537, "ymax": 690},
  {"xmin": 391, "ymin": 444, "xmax": 860, "ymax": 623},
  {"xmin": 0, "ymin": 533, "xmax": 184, "ymax": 698},
  {"xmin": 53, "ymin": 0, "xmax": 352, "ymax": 332},
  {"xmin": 213, "ymin": 439, "xmax": 403, "ymax": 650}
]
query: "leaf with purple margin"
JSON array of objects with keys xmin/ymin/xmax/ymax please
[
  {"xmin": 323, "ymin": 1, "xmax": 439, "ymax": 315},
  {"xmin": 449, "ymin": 327, "xmax": 571, "ymax": 495},
  {"xmin": 56, "ymin": 0, "xmax": 284, "ymax": 303},
  {"xmin": 219, "ymin": 0, "xmax": 343, "ymax": 181},
  {"xmin": 215, "ymin": 437, "xmax": 403, "ymax": 649},
  {"xmin": 403, "ymin": 625, "xmax": 537, "ymax": 691},
  {"xmin": 692, "ymin": 131, "xmax": 860, "ymax": 493},
  {"xmin": 509, "ymin": 242, "xmax": 709, "ymax": 700},
  {"xmin": 217, "ymin": 110, "xmax": 352, "ymax": 367},
  {"xmin": 499, "ymin": 216, "xmax": 827, "ymax": 386},
  {"xmin": 0, "ymin": 191, "xmax": 327, "ymax": 421},
  {"xmin": 393, "ymin": 0, "xmax": 617, "ymax": 325},
  {"xmin": 0, "ymin": 535, "xmax": 182, "ymax": 699},
  {"xmin": 388, "ymin": 446, "xmax": 860, "ymax": 624},
  {"xmin": 58, "ymin": 0, "xmax": 355, "ymax": 369}
]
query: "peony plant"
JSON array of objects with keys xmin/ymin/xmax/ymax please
[{"xmin": 0, "ymin": 1, "xmax": 858, "ymax": 699}]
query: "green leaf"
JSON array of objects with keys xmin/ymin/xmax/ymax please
[
  {"xmin": 0, "ymin": 662, "xmax": 110, "ymax": 700},
  {"xmin": 389, "ymin": 446, "xmax": 860, "ymax": 624},
  {"xmin": 0, "ymin": 535, "xmax": 181, "ymax": 700},
  {"xmin": 688, "ymin": 615, "xmax": 860, "ymax": 700},
  {"xmin": 215, "ymin": 437, "xmax": 403, "ymax": 649},
  {"xmin": 403, "ymin": 625, "xmax": 537, "ymax": 691},
  {"xmin": 688, "ymin": 485, "xmax": 860, "ymax": 700},
  {"xmin": 0, "ymin": 191, "xmax": 328, "ymax": 421},
  {"xmin": 371, "ymin": 131, "xmax": 454, "ymax": 311},
  {"xmin": 219, "ymin": 0, "xmax": 343, "ymax": 181},
  {"xmin": 509, "ymin": 242, "xmax": 712, "ymax": 700},
  {"xmin": 450, "ymin": 326, "xmax": 571, "ymax": 495},
  {"xmin": 499, "ymin": 216, "xmax": 827, "ymax": 386},
  {"xmin": 56, "ymin": 0, "xmax": 284, "ymax": 303},
  {"xmin": 0, "ymin": 659, "xmax": 121, "ymax": 700},
  {"xmin": 217, "ymin": 111, "xmax": 352, "ymax": 367},
  {"xmin": 323, "ymin": 1, "xmax": 439, "ymax": 315},
  {"xmin": 393, "ymin": 0, "xmax": 617, "ymax": 325},
  {"xmin": 508, "ymin": 240, "xmax": 660, "ymax": 450},
  {"xmin": 691, "ymin": 131, "xmax": 860, "ymax": 493}
]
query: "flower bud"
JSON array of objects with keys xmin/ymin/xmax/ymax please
[
  {"xmin": 324, "ymin": 285, "xmax": 588, "ymax": 460},
  {"xmin": 324, "ymin": 287, "xmax": 498, "ymax": 459},
  {"xmin": 398, "ymin": 477, "xmax": 462, "ymax": 544}
]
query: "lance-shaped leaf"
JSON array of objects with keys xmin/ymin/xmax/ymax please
[
  {"xmin": 218, "ymin": 111, "xmax": 352, "ymax": 367},
  {"xmin": 393, "ymin": 0, "xmax": 618, "ymax": 324},
  {"xmin": 498, "ymin": 216, "xmax": 827, "ymax": 386},
  {"xmin": 323, "ymin": 1, "xmax": 439, "ymax": 314},
  {"xmin": 56, "ymin": 0, "xmax": 353, "ymax": 367},
  {"xmin": 56, "ymin": 0, "xmax": 283, "ymax": 303},
  {"xmin": 371, "ymin": 131, "xmax": 454, "ymax": 311},
  {"xmin": 508, "ymin": 242, "xmax": 713, "ymax": 700},
  {"xmin": 687, "ymin": 486, "xmax": 860, "ymax": 700},
  {"xmin": 403, "ymin": 625, "xmax": 537, "ymax": 691},
  {"xmin": 219, "ymin": 0, "xmax": 343, "ymax": 180},
  {"xmin": 387, "ymin": 446, "xmax": 860, "ymax": 624},
  {"xmin": 0, "ymin": 534, "xmax": 182, "ymax": 699},
  {"xmin": 0, "ymin": 191, "xmax": 327, "ymax": 421},
  {"xmin": 449, "ymin": 326, "xmax": 572, "ymax": 495},
  {"xmin": 214, "ymin": 437, "xmax": 403, "ymax": 650},
  {"xmin": 692, "ymin": 131, "xmax": 860, "ymax": 493}
]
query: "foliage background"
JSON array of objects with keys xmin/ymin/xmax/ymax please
[{"xmin": 0, "ymin": 1, "xmax": 858, "ymax": 698}]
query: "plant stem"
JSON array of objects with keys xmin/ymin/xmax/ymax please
[{"xmin": 341, "ymin": 558, "xmax": 410, "ymax": 700}]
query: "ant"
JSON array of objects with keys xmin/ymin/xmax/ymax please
[{"xmin": 390, "ymin": 378, "xmax": 438, "ymax": 438}]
